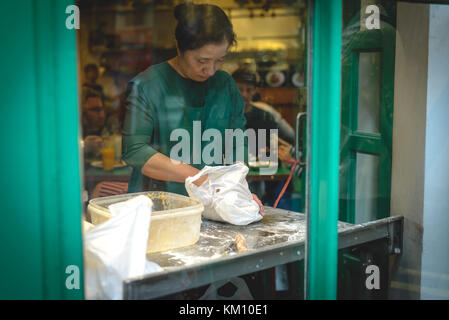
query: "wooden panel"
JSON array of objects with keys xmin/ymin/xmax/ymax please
[
  {"xmin": 257, "ymin": 87, "xmax": 300, "ymax": 128},
  {"xmin": 276, "ymin": 105, "xmax": 299, "ymax": 129},
  {"xmin": 258, "ymin": 87, "xmax": 299, "ymax": 105}
]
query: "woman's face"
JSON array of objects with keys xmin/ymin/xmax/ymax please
[{"xmin": 178, "ymin": 40, "xmax": 229, "ymax": 82}]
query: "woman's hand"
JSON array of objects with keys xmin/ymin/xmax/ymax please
[
  {"xmin": 193, "ymin": 174, "xmax": 208, "ymax": 187},
  {"xmin": 252, "ymin": 193, "xmax": 264, "ymax": 216}
]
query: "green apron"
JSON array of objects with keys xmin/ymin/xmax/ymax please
[{"xmin": 122, "ymin": 62, "xmax": 248, "ymax": 195}]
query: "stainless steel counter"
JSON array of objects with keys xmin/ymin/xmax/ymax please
[{"xmin": 123, "ymin": 207, "xmax": 403, "ymax": 299}]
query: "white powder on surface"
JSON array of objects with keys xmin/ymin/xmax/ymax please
[{"xmin": 161, "ymin": 251, "xmax": 224, "ymax": 266}]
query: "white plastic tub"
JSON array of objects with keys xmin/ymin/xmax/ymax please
[{"xmin": 87, "ymin": 191, "xmax": 204, "ymax": 253}]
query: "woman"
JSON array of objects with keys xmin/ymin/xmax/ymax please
[{"xmin": 122, "ymin": 3, "xmax": 263, "ymax": 213}]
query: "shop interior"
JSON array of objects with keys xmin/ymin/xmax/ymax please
[
  {"xmin": 77, "ymin": 0, "xmax": 308, "ymax": 212},
  {"xmin": 75, "ymin": 0, "xmax": 449, "ymax": 300},
  {"xmin": 2, "ymin": 0, "xmax": 449, "ymax": 301}
]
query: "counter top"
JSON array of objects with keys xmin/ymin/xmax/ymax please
[{"xmin": 146, "ymin": 208, "xmax": 351, "ymax": 269}]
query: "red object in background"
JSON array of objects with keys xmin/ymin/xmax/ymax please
[
  {"xmin": 273, "ymin": 158, "xmax": 300, "ymax": 209},
  {"xmin": 92, "ymin": 181, "xmax": 129, "ymax": 199}
]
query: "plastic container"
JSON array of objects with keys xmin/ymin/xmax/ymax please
[{"xmin": 87, "ymin": 191, "xmax": 204, "ymax": 253}]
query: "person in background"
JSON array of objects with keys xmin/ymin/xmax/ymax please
[
  {"xmin": 97, "ymin": 59, "xmax": 122, "ymax": 111},
  {"xmin": 252, "ymin": 100, "xmax": 295, "ymax": 145},
  {"xmin": 248, "ymin": 73, "xmax": 295, "ymax": 145},
  {"xmin": 82, "ymin": 64, "xmax": 104, "ymax": 101},
  {"xmin": 232, "ymin": 68, "xmax": 280, "ymax": 149},
  {"xmin": 121, "ymin": 3, "xmax": 263, "ymax": 213},
  {"xmin": 82, "ymin": 90, "xmax": 106, "ymax": 136},
  {"xmin": 85, "ymin": 61, "xmax": 125, "ymax": 135},
  {"xmin": 232, "ymin": 67, "xmax": 297, "ymax": 204},
  {"xmin": 232, "ymin": 68, "xmax": 281, "ymax": 200},
  {"xmin": 82, "ymin": 90, "xmax": 107, "ymax": 160}
]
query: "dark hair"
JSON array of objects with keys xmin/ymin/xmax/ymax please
[
  {"xmin": 84, "ymin": 63, "xmax": 99, "ymax": 74},
  {"xmin": 232, "ymin": 68, "xmax": 258, "ymax": 86},
  {"xmin": 174, "ymin": 3, "xmax": 236, "ymax": 52}
]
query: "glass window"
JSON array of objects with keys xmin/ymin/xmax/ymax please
[
  {"xmin": 77, "ymin": 0, "xmax": 307, "ymax": 301},
  {"xmin": 357, "ymin": 51, "xmax": 381, "ymax": 134},
  {"xmin": 355, "ymin": 152, "xmax": 379, "ymax": 224}
]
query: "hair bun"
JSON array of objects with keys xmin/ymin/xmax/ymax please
[
  {"xmin": 174, "ymin": 3, "xmax": 194, "ymax": 22},
  {"xmin": 174, "ymin": 3, "xmax": 235, "ymax": 52}
]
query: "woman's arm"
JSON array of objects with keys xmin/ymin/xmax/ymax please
[
  {"xmin": 141, "ymin": 153, "xmax": 207, "ymax": 186},
  {"xmin": 142, "ymin": 153, "xmax": 262, "ymax": 214}
]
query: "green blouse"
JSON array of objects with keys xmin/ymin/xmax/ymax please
[{"xmin": 122, "ymin": 62, "xmax": 248, "ymax": 195}]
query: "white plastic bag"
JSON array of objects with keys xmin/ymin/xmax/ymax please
[
  {"xmin": 83, "ymin": 195, "xmax": 162, "ymax": 300},
  {"xmin": 185, "ymin": 163, "xmax": 262, "ymax": 225}
]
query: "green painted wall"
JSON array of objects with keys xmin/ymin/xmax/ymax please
[{"xmin": 0, "ymin": 0, "xmax": 84, "ymax": 299}]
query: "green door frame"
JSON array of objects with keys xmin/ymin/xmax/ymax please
[
  {"xmin": 305, "ymin": 0, "xmax": 342, "ymax": 300},
  {"xmin": 0, "ymin": 0, "xmax": 84, "ymax": 299},
  {"xmin": 339, "ymin": 0, "xmax": 396, "ymax": 224}
]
